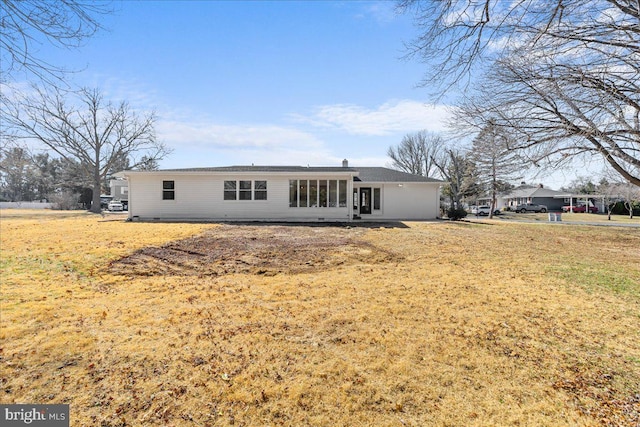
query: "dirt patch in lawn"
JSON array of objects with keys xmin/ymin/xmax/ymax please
[{"xmin": 109, "ymin": 224, "xmax": 402, "ymax": 277}]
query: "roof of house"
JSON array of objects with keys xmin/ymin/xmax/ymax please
[
  {"xmin": 120, "ymin": 166, "xmax": 444, "ymax": 183},
  {"xmin": 154, "ymin": 165, "xmax": 357, "ymax": 173},
  {"xmin": 502, "ymin": 185, "xmax": 565, "ymax": 199},
  {"xmin": 355, "ymin": 167, "xmax": 443, "ymax": 183}
]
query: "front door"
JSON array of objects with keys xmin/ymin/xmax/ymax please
[{"xmin": 360, "ymin": 187, "xmax": 372, "ymax": 215}]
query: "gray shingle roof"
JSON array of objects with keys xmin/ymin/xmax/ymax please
[
  {"xmin": 156, "ymin": 165, "xmax": 357, "ymax": 173},
  {"xmin": 354, "ymin": 167, "xmax": 444, "ymax": 183},
  {"xmin": 503, "ymin": 185, "xmax": 565, "ymax": 198},
  {"xmin": 121, "ymin": 165, "xmax": 443, "ymax": 183}
]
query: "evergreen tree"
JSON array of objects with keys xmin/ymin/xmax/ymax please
[
  {"xmin": 469, "ymin": 121, "xmax": 523, "ymax": 218},
  {"xmin": 0, "ymin": 146, "xmax": 36, "ymax": 201}
]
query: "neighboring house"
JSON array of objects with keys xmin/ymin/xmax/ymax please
[
  {"xmin": 552, "ymin": 193, "xmax": 609, "ymax": 213},
  {"xmin": 474, "ymin": 194, "xmax": 508, "ymax": 211},
  {"xmin": 117, "ymin": 161, "xmax": 444, "ymax": 222},
  {"xmin": 109, "ymin": 179, "xmax": 129, "ymax": 209},
  {"xmin": 502, "ymin": 184, "xmax": 566, "ymax": 211},
  {"xmin": 109, "ymin": 179, "xmax": 129, "ymax": 201}
]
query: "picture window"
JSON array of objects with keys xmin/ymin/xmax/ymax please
[
  {"xmin": 289, "ymin": 179, "xmax": 347, "ymax": 208},
  {"xmin": 225, "ymin": 180, "xmax": 267, "ymax": 201}
]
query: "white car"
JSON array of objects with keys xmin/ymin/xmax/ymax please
[
  {"xmin": 107, "ymin": 200, "xmax": 124, "ymax": 211},
  {"xmin": 471, "ymin": 205, "xmax": 500, "ymax": 216}
]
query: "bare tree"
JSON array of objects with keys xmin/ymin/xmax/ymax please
[
  {"xmin": 136, "ymin": 155, "xmax": 160, "ymax": 171},
  {"xmin": 616, "ymin": 181, "xmax": 640, "ymax": 219},
  {"xmin": 400, "ymin": 0, "xmax": 640, "ymax": 186},
  {"xmin": 453, "ymin": 53, "xmax": 640, "ymax": 186},
  {"xmin": 0, "ymin": 0, "xmax": 111, "ymax": 84},
  {"xmin": 388, "ymin": 131, "xmax": 443, "ymax": 177},
  {"xmin": 399, "ymin": 0, "xmax": 639, "ymax": 91},
  {"xmin": 599, "ymin": 181, "xmax": 623, "ymax": 220},
  {"xmin": 7, "ymin": 86, "xmax": 170, "ymax": 213},
  {"xmin": 432, "ymin": 147, "xmax": 480, "ymax": 210},
  {"xmin": 469, "ymin": 120, "xmax": 524, "ymax": 218},
  {"xmin": 562, "ymin": 177, "xmax": 598, "ymax": 195}
]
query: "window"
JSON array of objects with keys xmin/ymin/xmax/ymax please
[
  {"xmin": 319, "ymin": 180, "xmax": 328, "ymax": 207},
  {"xmin": 255, "ymin": 181, "xmax": 267, "ymax": 200},
  {"xmin": 162, "ymin": 180, "xmax": 175, "ymax": 200},
  {"xmin": 373, "ymin": 188, "xmax": 381, "ymax": 210},
  {"xmin": 239, "ymin": 180, "xmax": 252, "ymax": 200},
  {"xmin": 224, "ymin": 180, "xmax": 237, "ymax": 200},
  {"xmin": 299, "ymin": 180, "xmax": 308, "ymax": 207},
  {"xmin": 329, "ymin": 180, "xmax": 338, "ymax": 207},
  {"xmin": 309, "ymin": 180, "xmax": 318, "ymax": 207},
  {"xmin": 339, "ymin": 180, "xmax": 347, "ymax": 207},
  {"xmin": 289, "ymin": 180, "xmax": 298, "ymax": 207},
  {"xmin": 225, "ymin": 180, "xmax": 267, "ymax": 201},
  {"xmin": 290, "ymin": 179, "xmax": 348, "ymax": 209}
]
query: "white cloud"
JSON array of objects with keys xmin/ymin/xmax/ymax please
[
  {"xmin": 155, "ymin": 99, "xmax": 453, "ymax": 169},
  {"xmin": 155, "ymin": 113, "xmax": 340, "ymax": 168},
  {"xmin": 156, "ymin": 114, "xmax": 324, "ymax": 152},
  {"xmin": 291, "ymin": 100, "xmax": 451, "ymax": 136}
]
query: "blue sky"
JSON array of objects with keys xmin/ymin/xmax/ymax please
[{"xmin": 11, "ymin": 0, "xmax": 588, "ymax": 188}]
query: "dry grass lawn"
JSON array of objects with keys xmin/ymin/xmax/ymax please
[{"xmin": 1, "ymin": 209, "xmax": 639, "ymax": 427}]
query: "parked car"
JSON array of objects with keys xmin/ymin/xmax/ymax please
[
  {"xmin": 100, "ymin": 195, "xmax": 113, "ymax": 209},
  {"xmin": 107, "ymin": 200, "xmax": 124, "ymax": 211},
  {"xmin": 471, "ymin": 205, "xmax": 501, "ymax": 216},
  {"xmin": 561, "ymin": 204, "xmax": 598, "ymax": 213},
  {"xmin": 514, "ymin": 203, "xmax": 547, "ymax": 213}
]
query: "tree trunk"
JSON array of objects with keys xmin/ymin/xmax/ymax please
[
  {"xmin": 488, "ymin": 166, "xmax": 497, "ymax": 219},
  {"xmin": 90, "ymin": 186, "xmax": 101, "ymax": 212},
  {"xmin": 90, "ymin": 167, "xmax": 102, "ymax": 213}
]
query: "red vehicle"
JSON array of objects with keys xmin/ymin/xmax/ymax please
[{"xmin": 561, "ymin": 204, "xmax": 598, "ymax": 213}]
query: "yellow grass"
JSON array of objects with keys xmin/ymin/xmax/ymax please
[{"xmin": 1, "ymin": 209, "xmax": 639, "ymax": 427}]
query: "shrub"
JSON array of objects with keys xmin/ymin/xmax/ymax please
[
  {"xmin": 607, "ymin": 201, "xmax": 640, "ymax": 216},
  {"xmin": 48, "ymin": 191, "xmax": 81, "ymax": 210},
  {"xmin": 447, "ymin": 207, "xmax": 468, "ymax": 221}
]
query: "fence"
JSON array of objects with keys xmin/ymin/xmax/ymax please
[{"xmin": 0, "ymin": 202, "xmax": 53, "ymax": 209}]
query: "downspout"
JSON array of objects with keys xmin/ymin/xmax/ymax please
[
  {"xmin": 123, "ymin": 173, "xmax": 132, "ymax": 220},
  {"xmin": 437, "ymin": 184, "xmax": 442, "ymax": 218},
  {"xmin": 348, "ymin": 173, "xmax": 355, "ymax": 222}
]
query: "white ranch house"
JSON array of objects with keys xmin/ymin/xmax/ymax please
[{"xmin": 117, "ymin": 162, "xmax": 443, "ymax": 222}]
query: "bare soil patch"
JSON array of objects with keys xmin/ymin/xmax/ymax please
[{"xmin": 110, "ymin": 224, "xmax": 402, "ymax": 276}]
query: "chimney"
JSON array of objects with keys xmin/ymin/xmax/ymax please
[
  {"xmin": 342, "ymin": 159, "xmax": 348, "ymax": 168},
  {"xmin": 538, "ymin": 183, "xmax": 544, "ymax": 188}
]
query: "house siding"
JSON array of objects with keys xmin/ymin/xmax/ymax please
[
  {"xmin": 128, "ymin": 173, "xmax": 353, "ymax": 221},
  {"xmin": 123, "ymin": 167, "xmax": 443, "ymax": 222},
  {"xmin": 355, "ymin": 183, "xmax": 440, "ymax": 220}
]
